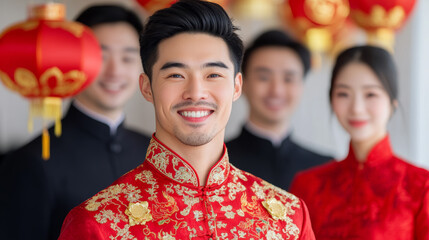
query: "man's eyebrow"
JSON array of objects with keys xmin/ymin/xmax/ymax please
[
  {"xmin": 123, "ymin": 47, "xmax": 139, "ymax": 53},
  {"xmin": 100, "ymin": 45, "xmax": 139, "ymax": 53},
  {"xmin": 253, "ymin": 66, "xmax": 272, "ymax": 73},
  {"xmin": 203, "ymin": 61, "xmax": 229, "ymax": 69},
  {"xmin": 160, "ymin": 62, "xmax": 187, "ymax": 70}
]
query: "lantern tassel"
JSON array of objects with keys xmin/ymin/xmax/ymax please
[
  {"xmin": 42, "ymin": 128, "xmax": 50, "ymax": 160},
  {"xmin": 55, "ymin": 117, "xmax": 61, "ymax": 137},
  {"xmin": 29, "ymin": 97, "xmax": 62, "ymax": 160},
  {"xmin": 305, "ymin": 28, "xmax": 332, "ymax": 68}
]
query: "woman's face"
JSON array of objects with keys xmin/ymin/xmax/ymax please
[{"xmin": 331, "ymin": 62, "xmax": 393, "ymax": 144}]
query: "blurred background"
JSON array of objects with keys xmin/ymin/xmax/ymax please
[{"xmin": 0, "ymin": 0, "xmax": 428, "ymax": 169}]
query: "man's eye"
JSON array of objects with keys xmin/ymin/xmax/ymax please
[
  {"xmin": 123, "ymin": 57, "xmax": 135, "ymax": 63},
  {"xmin": 168, "ymin": 74, "xmax": 183, "ymax": 78},
  {"xmin": 208, "ymin": 73, "xmax": 221, "ymax": 78}
]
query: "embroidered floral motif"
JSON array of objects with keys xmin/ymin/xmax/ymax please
[
  {"xmin": 85, "ymin": 183, "xmax": 142, "ymax": 212},
  {"xmin": 263, "ymin": 198, "xmax": 288, "ymax": 221},
  {"xmin": 135, "ymin": 170, "xmax": 159, "ymax": 200},
  {"xmin": 266, "ymin": 230, "xmax": 284, "ymax": 240},
  {"xmin": 160, "ymin": 233, "xmax": 176, "ymax": 240},
  {"xmin": 151, "ymin": 191, "xmax": 179, "ymax": 220},
  {"xmin": 174, "ymin": 166, "xmax": 193, "ymax": 183},
  {"xmin": 125, "ymin": 202, "xmax": 153, "ymax": 226},
  {"xmin": 227, "ymin": 182, "xmax": 246, "ymax": 200},
  {"xmin": 146, "ymin": 139, "xmax": 198, "ymax": 186},
  {"xmin": 207, "ymin": 152, "xmax": 229, "ymax": 186},
  {"xmin": 193, "ymin": 210, "xmax": 203, "ymax": 221}
]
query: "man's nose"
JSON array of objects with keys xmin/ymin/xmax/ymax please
[
  {"xmin": 182, "ymin": 76, "xmax": 209, "ymax": 101},
  {"xmin": 103, "ymin": 56, "xmax": 123, "ymax": 77}
]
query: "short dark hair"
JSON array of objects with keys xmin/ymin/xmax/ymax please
[
  {"xmin": 140, "ymin": 0, "xmax": 243, "ymax": 80},
  {"xmin": 242, "ymin": 29, "xmax": 311, "ymax": 78},
  {"xmin": 75, "ymin": 5, "xmax": 143, "ymax": 34},
  {"xmin": 329, "ymin": 45, "xmax": 398, "ymax": 104}
]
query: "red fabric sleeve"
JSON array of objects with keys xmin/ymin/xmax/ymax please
[
  {"xmin": 298, "ymin": 198, "xmax": 316, "ymax": 240},
  {"xmin": 58, "ymin": 207, "xmax": 106, "ymax": 240}
]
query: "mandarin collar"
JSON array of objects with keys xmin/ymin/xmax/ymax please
[
  {"xmin": 344, "ymin": 135, "xmax": 393, "ymax": 168},
  {"xmin": 63, "ymin": 104, "xmax": 125, "ymax": 141},
  {"xmin": 144, "ymin": 135, "xmax": 230, "ymax": 188},
  {"xmin": 241, "ymin": 126, "xmax": 293, "ymax": 150}
]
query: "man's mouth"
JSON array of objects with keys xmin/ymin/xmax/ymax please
[
  {"xmin": 178, "ymin": 109, "xmax": 213, "ymax": 123},
  {"xmin": 100, "ymin": 82, "xmax": 126, "ymax": 93},
  {"xmin": 264, "ymin": 98, "xmax": 286, "ymax": 110},
  {"xmin": 180, "ymin": 110, "xmax": 211, "ymax": 118}
]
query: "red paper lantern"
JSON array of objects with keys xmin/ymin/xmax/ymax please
[
  {"xmin": 283, "ymin": 0, "xmax": 350, "ymax": 57},
  {"xmin": 349, "ymin": 0, "xmax": 417, "ymax": 51},
  {"xmin": 135, "ymin": 0, "xmax": 230, "ymax": 15},
  {"xmin": 0, "ymin": 3, "xmax": 102, "ymax": 159}
]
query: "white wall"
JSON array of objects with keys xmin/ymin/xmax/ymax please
[{"xmin": 0, "ymin": 0, "xmax": 428, "ymax": 170}]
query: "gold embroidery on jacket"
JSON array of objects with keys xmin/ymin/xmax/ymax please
[
  {"xmin": 85, "ymin": 183, "xmax": 142, "ymax": 212},
  {"xmin": 82, "ymin": 139, "xmax": 304, "ymax": 239},
  {"xmin": 146, "ymin": 139, "xmax": 198, "ymax": 186}
]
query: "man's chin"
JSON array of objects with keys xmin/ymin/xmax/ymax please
[{"xmin": 175, "ymin": 132, "xmax": 213, "ymax": 146}]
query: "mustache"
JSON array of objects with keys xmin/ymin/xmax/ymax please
[{"xmin": 172, "ymin": 100, "xmax": 217, "ymax": 110}]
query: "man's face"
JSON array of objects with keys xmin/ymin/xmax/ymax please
[
  {"xmin": 75, "ymin": 22, "xmax": 141, "ymax": 119},
  {"xmin": 140, "ymin": 33, "xmax": 242, "ymax": 147},
  {"xmin": 243, "ymin": 47, "xmax": 304, "ymax": 127}
]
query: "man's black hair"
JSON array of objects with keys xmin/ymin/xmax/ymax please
[
  {"xmin": 140, "ymin": 0, "xmax": 243, "ymax": 81},
  {"xmin": 242, "ymin": 29, "xmax": 311, "ymax": 78},
  {"xmin": 75, "ymin": 5, "xmax": 143, "ymax": 34}
]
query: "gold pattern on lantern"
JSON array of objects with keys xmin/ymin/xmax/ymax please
[
  {"xmin": 352, "ymin": 5, "xmax": 405, "ymax": 29},
  {"xmin": 304, "ymin": 0, "xmax": 349, "ymax": 25},
  {"xmin": 125, "ymin": 202, "xmax": 153, "ymax": 226},
  {"xmin": 15, "ymin": 68, "xmax": 40, "ymax": 96},
  {"xmin": 47, "ymin": 21, "xmax": 85, "ymax": 38},
  {"xmin": 0, "ymin": 67, "xmax": 87, "ymax": 97},
  {"xmin": 0, "ymin": 21, "xmax": 39, "ymax": 39},
  {"xmin": 0, "ymin": 71, "xmax": 20, "ymax": 92}
]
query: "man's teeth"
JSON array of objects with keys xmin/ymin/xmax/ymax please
[
  {"xmin": 101, "ymin": 83, "xmax": 122, "ymax": 91},
  {"xmin": 181, "ymin": 111, "xmax": 210, "ymax": 118}
]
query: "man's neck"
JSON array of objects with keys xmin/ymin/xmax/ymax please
[
  {"xmin": 155, "ymin": 132, "xmax": 225, "ymax": 186},
  {"xmin": 246, "ymin": 118, "xmax": 290, "ymax": 146},
  {"xmin": 73, "ymin": 100, "xmax": 124, "ymax": 135}
]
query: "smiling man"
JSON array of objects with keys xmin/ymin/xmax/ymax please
[
  {"xmin": 58, "ymin": 1, "xmax": 315, "ymax": 239},
  {"xmin": 227, "ymin": 30, "xmax": 332, "ymax": 190}
]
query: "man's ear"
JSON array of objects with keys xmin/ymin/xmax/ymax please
[
  {"xmin": 139, "ymin": 73, "xmax": 153, "ymax": 103},
  {"xmin": 233, "ymin": 72, "xmax": 243, "ymax": 102}
]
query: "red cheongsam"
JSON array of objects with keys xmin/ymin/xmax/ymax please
[
  {"xmin": 59, "ymin": 136, "xmax": 315, "ymax": 239},
  {"xmin": 290, "ymin": 135, "xmax": 429, "ymax": 240}
]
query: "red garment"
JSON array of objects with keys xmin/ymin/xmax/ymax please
[
  {"xmin": 59, "ymin": 136, "xmax": 315, "ymax": 239},
  {"xmin": 290, "ymin": 135, "xmax": 429, "ymax": 240}
]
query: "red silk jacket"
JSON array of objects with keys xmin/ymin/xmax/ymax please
[
  {"xmin": 290, "ymin": 135, "xmax": 429, "ymax": 240},
  {"xmin": 59, "ymin": 136, "xmax": 315, "ymax": 239}
]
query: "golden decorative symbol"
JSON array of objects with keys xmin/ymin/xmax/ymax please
[
  {"xmin": 262, "ymin": 198, "xmax": 287, "ymax": 221},
  {"xmin": 352, "ymin": 5, "xmax": 405, "ymax": 29},
  {"xmin": 47, "ymin": 21, "xmax": 85, "ymax": 38},
  {"xmin": 125, "ymin": 201, "xmax": 153, "ymax": 226}
]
